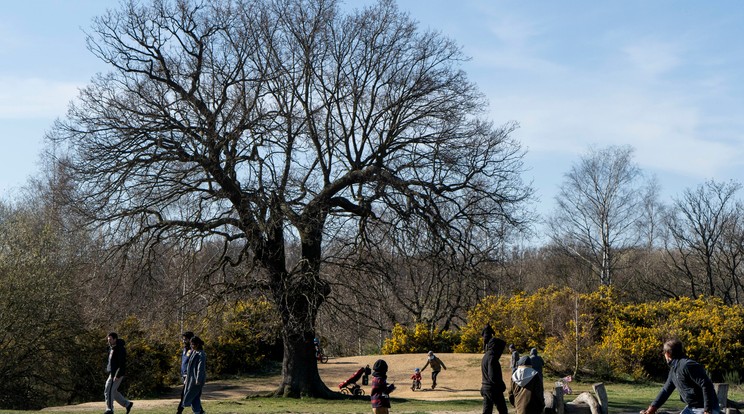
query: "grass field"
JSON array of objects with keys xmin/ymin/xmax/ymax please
[
  {"xmin": 5, "ymin": 353, "xmax": 741, "ymax": 414},
  {"xmin": 3, "ymin": 381, "xmax": 740, "ymax": 414}
]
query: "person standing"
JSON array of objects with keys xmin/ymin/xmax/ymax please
[
  {"xmin": 508, "ymin": 356, "xmax": 545, "ymax": 414},
  {"xmin": 182, "ymin": 336, "xmax": 207, "ymax": 414},
  {"xmin": 481, "ymin": 337, "xmax": 508, "ymax": 414},
  {"xmin": 177, "ymin": 331, "xmax": 195, "ymax": 414},
  {"xmin": 421, "ymin": 351, "xmax": 447, "ymax": 389},
  {"xmin": 528, "ymin": 348, "xmax": 544, "ymax": 380},
  {"xmin": 641, "ymin": 339, "xmax": 720, "ymax": 414},
  {"xmin": 509, "ymin": 344, "xmax": 520, "ymax": 373},
  {"xmin": 104, "ymin": 332, "xmax": 133, "ymax": 414},
  {"xmin": 482, "ymin": 324, "xmax": 495, "ymax": 352},
  {"xmin": 370, "ymin": 359, "xmax": 396, "ymax": 414}
]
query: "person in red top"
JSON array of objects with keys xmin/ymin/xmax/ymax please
[
  {"xmin": 410, "ymin": 368, "xmax": 422, "ymax": 391},
  {"xmin": 370, "ymin": 359, "xmax": 396, "ymax": 414}
]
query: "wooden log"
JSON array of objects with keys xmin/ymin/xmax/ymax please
[
  {"xmin": 567, "ymin": 391, "xmax": 601, "ymax": 414},
  {"xmin": 565, "ymin": 404, "xmax": 594, "ymax": 414},
  {"xmin": 592, "ymin": 383, "xmax": 608, "ymax": 414},
  {"xmin": 544, "ymin": 391, "xmax": 557, "ymax": 414},
  {"xmin": 554, "ymin": 384, "xmax": 565, "ymax": 414},
  {"xmin": 715, "ymin": 383, "xmax": 729, "ymax": 409}
]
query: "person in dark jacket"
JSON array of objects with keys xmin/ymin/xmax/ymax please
[
  {"xmin": 182, "ymin": 336, "xmax": 206, "ymax": 414},
  {"xmin": 509, "ymin": 344, "xmax": 520, "ymax": 373},
  {"xmin": 176, "ymin": 331, "xmax": 195, "ymax": 414},
  {"xmin": 370, "ymin": 359, "xmax": 396, "ymax": 414},
  {"xmin": 641, "ymin": 339, "xmax": 720, "ymax": 414},
  {"xmin": 528, "ymin": 348, "xmax": 544, "ymax": 380},
  {"xmin": 481, "ymin": 337, "xmax": 508, "ymax": 414},
  {"xmin": 104, "ymin": 332, "xmax": 133, "ymax": 414},
  {"xmin": 509, "ymin": 356, "xmax": 545, "ymax": 414}
]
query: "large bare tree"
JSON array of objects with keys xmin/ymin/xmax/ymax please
[
  {"xmin": 49, "ymin": 0, "xmax": 532, "ymax": 397},
  {"xmin": 549, "ymin": 145, "xmax": 654, "ymax": 286}
]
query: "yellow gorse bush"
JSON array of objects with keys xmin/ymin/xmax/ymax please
[
  {"xmin": 457, "ymin": 286, "xmax": 744, "ymax": 380},
  {"xmin": 382, "ymin": 323, "xmax": 459, "ymax": 354}
]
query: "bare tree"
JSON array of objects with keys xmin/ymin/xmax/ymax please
[
  {"xmin": 549, "ymin": 145, "xmax": 653, "ymax": 286},
  {"xmin": 49, "ymin": 0, "xmax": 532, "ymax": 397},
  {"xmin": 716, "ymin": 202, "xmax": 744, "ymax": 304},
  {"xmin": 664, "ymin": 180, "xmax": 742, "ymax": 300}
]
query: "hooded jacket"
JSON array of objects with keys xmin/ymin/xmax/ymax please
[
  {"xmin": 651, "ymin": 357, "xmax": 719, "ymax": 411},
  {"xmin": 509, "ymin": 360, "xmax": 545, "ymax": 414},
  {"xmin": 370, "ymin": 359, "xmax": 395, "ymax": 408},
  {"xmin": 529, "ymin": 348, "xmax": 544, "ymax": 379},
  {"xmin": 481, "ymin": 337, "xmax": 506, "ymax": 392},
  {"xmin": 106, "ymin": 338, "xmax": 127, "ymax": 377}
]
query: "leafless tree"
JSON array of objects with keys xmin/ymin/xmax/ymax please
[
  {"xmin": 48, "ymin": 0, "xmax": 532, "ymax": 397},
  {"xmin": 664, "ymin": 180, "xmax": 742, "ymax": 301},
  {"xmin": 549, "ymin": 145, "xmax": 653, "ymax": 286},
  {"xmin": 716, "ymin": 202, "xmax": 744, "ymax": 304}
]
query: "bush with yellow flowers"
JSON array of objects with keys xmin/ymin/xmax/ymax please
[
  {"xmin": 205, "ymin": 298, "xmax": 283, "ymax": 376},
  {"xmin": 457, "ymin": 287, "xmax": 744, "ymax": 382},
  {"xmin": 381, "ymin": 323, "xmax": 459, "ymax": 354}
]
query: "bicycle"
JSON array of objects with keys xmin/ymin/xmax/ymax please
[
  {"xmin": 411, "ymin": 378, "xmax": 421, "ymax": 391},
  {"xmin": 316, "ymin": 347, "xmax": 329, "ymax": 363}
]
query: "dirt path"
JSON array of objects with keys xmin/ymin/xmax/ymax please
[{"xmin": 44, "ymin": 353, "xmax": 506, "ymax": 411}]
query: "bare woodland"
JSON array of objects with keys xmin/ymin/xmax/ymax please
[{"xmin": 2, "ymin": 0, "xmax": 744, "ymax": 409}]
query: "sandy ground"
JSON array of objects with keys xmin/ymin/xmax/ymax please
[{"xmin": 43, "ymin": 353, "xmax": 508, "ymax": 411}]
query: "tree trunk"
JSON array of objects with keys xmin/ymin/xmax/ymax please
[{"xmin": 275, "ymin": 328, "xmax": 335, "ymax": 397}]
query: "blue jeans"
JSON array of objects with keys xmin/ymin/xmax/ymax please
[{"xmin": 682, "ymin": 407, "xmax": 720, "ymax": 414}]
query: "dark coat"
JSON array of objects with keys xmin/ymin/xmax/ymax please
[
  {"xmin": 651, "ymin": 357, "xmax": 719, "ymax": 411},
  {"xmin": 107, "ymin": 339, "xmax": 127, "ymax": 377},
  {"xmin": 182, "ymin": 349, "xmax": 206, "ymax": 406},
  {"xmin": 481, "ymin": 337, "xmax": 506, "ymax": 392}
]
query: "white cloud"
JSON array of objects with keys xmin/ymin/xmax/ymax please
[
  {"xmin": 621, "ymin": 39, "xmax": 684, "ymax": 79},
  {"xmin": 486, "ymin": 78, "xmax": 744, "ymax": 184},
  {"xmin": 0, "ymin": 76, "xmax": 80, "ymax": 119}
]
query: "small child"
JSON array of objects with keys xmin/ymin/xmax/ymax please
[
  {"xmin": 370, "ymin": 359, "xmax": 395, "ymax": 414},
  {"xmin": 410, "ymin": 368, "xmax": 422, "ymax": 391}
]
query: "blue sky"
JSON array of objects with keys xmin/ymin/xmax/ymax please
[{"xmin": 2, "ymin": 0, "xmax": 744, "ymax": 222}]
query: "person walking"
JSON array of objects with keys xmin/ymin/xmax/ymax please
[
  {"xmin": 421, "ymin": 351, "xmax": 447, "ymax": 389},
  {"xmin": 182, "ymin": 336, "xmax": 207, "ymax": 414},
  {"xmin": 176, "ymin": 331, "xmax": 195, "ymax": 414},
  {"xmin": 104, "ymin": 332, "xmax": 133, "ymax": 414},
  {"xmin": 641, "ymin": 339, "xmax": 720, "ymax": 414},
  {"xmin": 370, "ymin": 359, "xmax": 396, "ymax": 414},
  {"xmin": 509, "ymin": 344, "xmax": 520, "ymax": 373},
  {"xmin": 508, "ymin": 356, "xmax": 545, "ymax": 414},
  {"xmin": 481, "ymin": 337, "xmax": 508, "ymax": 414},
  {"xmin": 528, "ymin": 348, "xmax": 544, "ymax": 380}
]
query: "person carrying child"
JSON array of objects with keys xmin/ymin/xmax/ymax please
[
  {"xmin": 370, "ymin": 359, "xmax": 396, "ymax": 414},
  {"xmin": 410, "ymin": 368, "xmax": 422, "ymax": 391}
]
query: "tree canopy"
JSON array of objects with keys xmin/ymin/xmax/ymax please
[{"xmin": 50, "ymin": 0, "xmax": 532, "ymax": 397}]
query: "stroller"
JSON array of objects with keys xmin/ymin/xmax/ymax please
[{"xmin": 338, "ymin": 365, "xmax": 371, "ymax": 396}]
